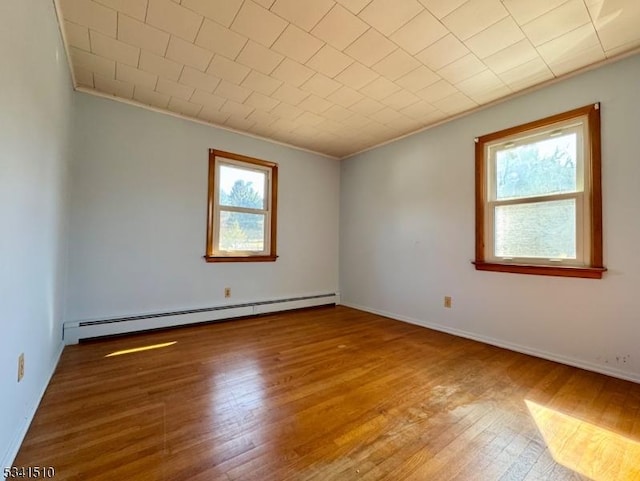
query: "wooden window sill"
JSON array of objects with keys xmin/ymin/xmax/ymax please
[
  {"xmin": 473, "ymin": 261, "xmax": 606, "ymax": 279},
  {"xmin": 204, "ymin": 255, "xmax": 278, "ymax": 263}
]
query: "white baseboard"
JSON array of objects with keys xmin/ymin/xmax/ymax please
[
  {"xmin": 341, "ymin": 302, "xmax": 640, "ymax": 385},
  {"xmin": 2, "ymin": 342, "xmax": 64, "ymax": 473}
]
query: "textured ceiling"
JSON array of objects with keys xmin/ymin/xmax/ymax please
[{"xmin": 56, "ymin": 0, "xmax": 640, "ymax": 158}]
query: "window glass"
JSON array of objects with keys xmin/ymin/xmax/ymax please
[
  {"xmin": 494, "ymin": 199, "xmax": 576, "ymax": 259},
  {"xmin": 219, "ymin": 165, "xmax": 266, "ymax": 209},
  {"xmin": 494, "ymin": 132, "xmax": 578, "ymax": 200},
  {"xmin": 219, "ymin": 211, "xmax": 266, "ymax": 252}
]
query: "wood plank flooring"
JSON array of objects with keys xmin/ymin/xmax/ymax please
[{"xmin": 14, "ymin": 306, "xmax": 640, "ymax": 480}]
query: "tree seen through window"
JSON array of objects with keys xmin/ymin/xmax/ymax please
[{"xmin": 220, "ymin": 179, "xmax": 265, "ymax": 251}]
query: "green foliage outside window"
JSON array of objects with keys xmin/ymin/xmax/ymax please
[{"xmin": 220, "ymin": 180, "xmax": 265, "ymax": 251}]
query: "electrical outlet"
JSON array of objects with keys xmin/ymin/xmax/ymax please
[
  {"xmin": 224, "ymin": 287, "xmax": 231, "ymax": 298},
  {"xmin": 18, "ymin": 353, "xmax": 24, "ymax": 382},
  {"xmin": 444, "ymin": 296, "xmax": 452, "ymax": 308}
]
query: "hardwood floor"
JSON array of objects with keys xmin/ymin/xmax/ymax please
[{"xmin": 14, "ymin": 306, "xmax": 640, "ymax": 480}]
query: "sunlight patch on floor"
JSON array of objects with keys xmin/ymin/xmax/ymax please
[
  {"xmin": 105, "ymin": 341, "xmax": 177, "ymax": 357},
  {"xmin": 526, "ymin": 399, "xmax": 640, "ymax": 481}
]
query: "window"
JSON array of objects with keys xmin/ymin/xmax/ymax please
[
  {"xmin": 474, "ymin": 104, "xmax": 605, "ymax": 279},
  {"xmin": 205, "ymin": 149, "xmax": 278, "ymax": 262}
]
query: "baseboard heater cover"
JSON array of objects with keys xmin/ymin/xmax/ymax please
[{"xmin": 63, "ymin": 293, "xmax": 339, "ymax": 344}]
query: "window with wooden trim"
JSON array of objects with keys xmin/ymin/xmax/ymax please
[
  {"xmin": 474, "ymin": 104, "xmax": 605, "ymax": 279},
  {"xmin": 205, "ymin": 149, "xmax": 278, "ymax": 263}
]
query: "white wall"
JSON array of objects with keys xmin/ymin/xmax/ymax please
[
  {"xmin": 340, "ymin": 54, "xmax": 640, "ymax": 382},
  {"xmin": 0, "ymin": 0, "xmax": 72, "ymax": 468},
  {"xmin": 67, "ymin": 94, "xmax": 340, "ymax": 321}
]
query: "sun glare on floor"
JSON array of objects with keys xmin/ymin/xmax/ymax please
[
  {"xmin": 526, "ymin": 399, "xmax": 640, "ymax": 480},
  {"xmin": 105, "ymin": 341, "xmax": 177, "ymax": 357}
]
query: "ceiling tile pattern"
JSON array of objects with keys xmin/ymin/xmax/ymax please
[{"xmin": 57, "ymin": 0, "xmax": 640, "ymax": 158}]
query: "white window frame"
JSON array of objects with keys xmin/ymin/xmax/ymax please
[
  {"xmin": 205, "ymin": 150, "xmax": 278, "ymax": 263},
  {"xmin": 474, "ymin": 104, "xmax": 605, "ymax": 279}
]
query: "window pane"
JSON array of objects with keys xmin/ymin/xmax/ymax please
[
  {"xmin": 495, "ymin": 133, "xmax": 577, "ymax": 200},
  {"xmin": 495, "ymin": 199, "xmax": 576, "ymax": 259},
  {"xmin": 219, "ymin": 164, "xmax": 266, "ymax": 209},
  {"xmin": 219, "ymin": 211, "xmax": 265, "ymax": 251}
]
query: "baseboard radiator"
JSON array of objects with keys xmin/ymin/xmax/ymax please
[{"xmin": 63, "ymin": 293, "xmax": 339, "ymax": 345}]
